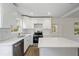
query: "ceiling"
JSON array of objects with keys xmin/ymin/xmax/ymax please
[{"xmin": 15, "ymin": 3, "xmax": 79, "ymax": 17}]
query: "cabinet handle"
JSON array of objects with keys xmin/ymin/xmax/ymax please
[{"xmin": 14, "ymin": 43, "xmax": 21, "ymax": 47}]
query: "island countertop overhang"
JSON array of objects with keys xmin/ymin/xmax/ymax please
[{"xmin": 38, "ymin": 37, "xmax": 79, "ymax": 48}]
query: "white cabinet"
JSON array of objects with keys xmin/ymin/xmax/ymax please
[
  {"xmin": 23, "ymin": 17, "xmax": 51, "ymax": 29},
  {"xmin": 24, "ymin": 37, "xmax": 29, "ymax": 53},
  {"xmin": 28, "ymin": 34, "xmax": 33, "ymax": 45},
  {"xmin": 43, "ymin": 18, "xmax": 51, "ymax": 29},
  {"xmin": 0, "ymin": 39, "xmax": 24, "ymax": 56},
  {"xmin": 2, "ymin": 3, "xmax": 17, "ymax": 28},
  {"xmin": 23, "ymin": 17, "xmax": 33, "ymax": 29},
  {"xmin": 24, "ymin": 35, "xmax": 33, "ymax": 53},
  {"xmin": 1, "ymin": 3, "xmax": 20, "ymax": 28},
  {"xmin": 0, "ymin": 45, "xmax": 13, "ymax": 56},
  {"xmin": 32, "ymin": 18, "xmax": 51, "ymax": 29}
]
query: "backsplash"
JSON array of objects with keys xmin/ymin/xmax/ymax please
[
  {"xmin": 0, "ymin": 28, "xmax": 17, "ymax": 41},
  {"xmin": 22, "ymin": 29, "xmax": 60, "ymax": 37},
  {"xmin": 23, "ymin": 29, "xmax": 34, "ymax": 34}
]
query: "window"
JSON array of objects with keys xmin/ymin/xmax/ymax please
[
  {"xmin": 11, "ymin": 18, "xmax": 23, "ymax": 33},
  {"xmin": 51, "ymin": 24, "xmax": 57, "ymax": 32},
  {"xmin": 74, "ymin": 22, "xmax": 79, "ymax": 35},
  {"xmin": 51, "ymin": 17, "xmax": 57, "ymax": 32}
]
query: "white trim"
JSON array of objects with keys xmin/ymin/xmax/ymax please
[{"xmin": 0, "ymin": 14, "xmax": 1, "ymax": 27}]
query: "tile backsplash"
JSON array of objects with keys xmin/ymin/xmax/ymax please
[
  {"xmin": 22, "ymin": 29, "xmax": 60, "ymax": 37},
  {"xmin": 0, "ymin": 28, "xmax": 17, "ymax": 41}
]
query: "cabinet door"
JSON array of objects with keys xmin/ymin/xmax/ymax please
[
  {"xmin": 1, "ymin": 3, "xmax": 19, "ymax": 28},
  {"xmin": 23, "ymin": 17, "xmax": 33, "ymax": 29},
  {"xmin": 27, "ymin": 35, "xmax": 33, "ymax": 46},
  {"xmin": 29, "ymin": 35, "xmax": 33, "ymax": 45},
  {"xmin": 24, "ymin": 35, "xmax": 33, "ymax": 53},
  {"xmin": 24, "ymin": 38, "xmax": 29, "ymax": 53},
  {"xmin": 0, "ymin": 45, "xmax": 12, "ymax": 56}
]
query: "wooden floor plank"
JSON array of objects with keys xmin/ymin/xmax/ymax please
[{"xmin": 25, "ymin": 45, "xmax": 39, "ymax": 56}]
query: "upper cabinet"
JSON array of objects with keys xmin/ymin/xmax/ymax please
[
  {"xmin": 22, "ymin": 17, "xmax": 51, "ymax": 29},
  {"xmin": 1, "ymin": 3, "xmax": 21, "ymax": 28},
  {"xmin": 43, "ymin": 18, "xmax": 51, "ymax": 29},
  {"xmin": 23, "ymin": 17, "xmax": 33, "ymax": 29}
]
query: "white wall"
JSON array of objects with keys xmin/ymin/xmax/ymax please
[
  {"xmin": 42, "ymin": 18, "xmax": 63, "ymax": 37},
  {"xmin": 61, "ymin": 18, "xmax": 79, "ymax": 41},
  {"xmin": 44, "ymin": 18, "xmax": 79, "ymax": 41},
  {"xmin": 49, "ymin": 18, "xmax": 79, "ymax": 41}
]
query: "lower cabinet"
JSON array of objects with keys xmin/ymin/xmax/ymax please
[
  {"xmin": 0, "ymin": 35, "xmax": 33, "ymax": 56},
  {"xmin": 0, "ymin": 45, "xmax": 13, "ymax": 56},
  {"xmin": 24, "ymin": 35, "xmax": 33, "ymax": 53},
  {"xmin": 24, "ymin": 37, "xmax": 29, "ymax": 53},
  {"xmin": 0, "ymin": 39, "xmax": 24, "ymax": 56}
]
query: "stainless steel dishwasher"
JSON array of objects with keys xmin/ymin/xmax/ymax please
[{"xmin": 13, "ymin": 39, "xmax": 24, "ymax": 56}]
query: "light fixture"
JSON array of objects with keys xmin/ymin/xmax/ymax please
[
  {"xmin": 48, "ymin": 12, "xmax": 51, "ymax": 16},
  {"xmin": 30, "ymin": 12, "xmax": 34, "ymax": 16}
]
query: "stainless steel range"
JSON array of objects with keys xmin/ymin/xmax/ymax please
[{"xmin": 33, "ymin": 31, "xmax": 43, "ymax": 43}]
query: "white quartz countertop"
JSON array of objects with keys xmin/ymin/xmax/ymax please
[
  {"xmin": 38, "ymin": 37, "xmax": 79, "ymax": 48},
  {"xmin": 0, "ymin": 34, "xmax": 31, "ymax": 45}
]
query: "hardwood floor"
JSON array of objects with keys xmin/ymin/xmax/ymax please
[{"xmin": 25, "ymin": 44, "xmax": 39, "ymax": 56}]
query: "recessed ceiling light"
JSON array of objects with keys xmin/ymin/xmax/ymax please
[
  {"xmin": 30, "ymin": 12, "xmax": 34, "ymax": 15},
  {"xmin": 48, "ymin": 12, "xmax": 51, "ymax": 15}
]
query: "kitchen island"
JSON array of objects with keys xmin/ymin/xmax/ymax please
[{"xmin": 38, "ymin": 37, "xmax": 79, "ymax": 56}]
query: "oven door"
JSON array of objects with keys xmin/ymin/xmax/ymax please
[{"xmin": 33, "ymin": 35, "xmax": 39, "ymax": 43}]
